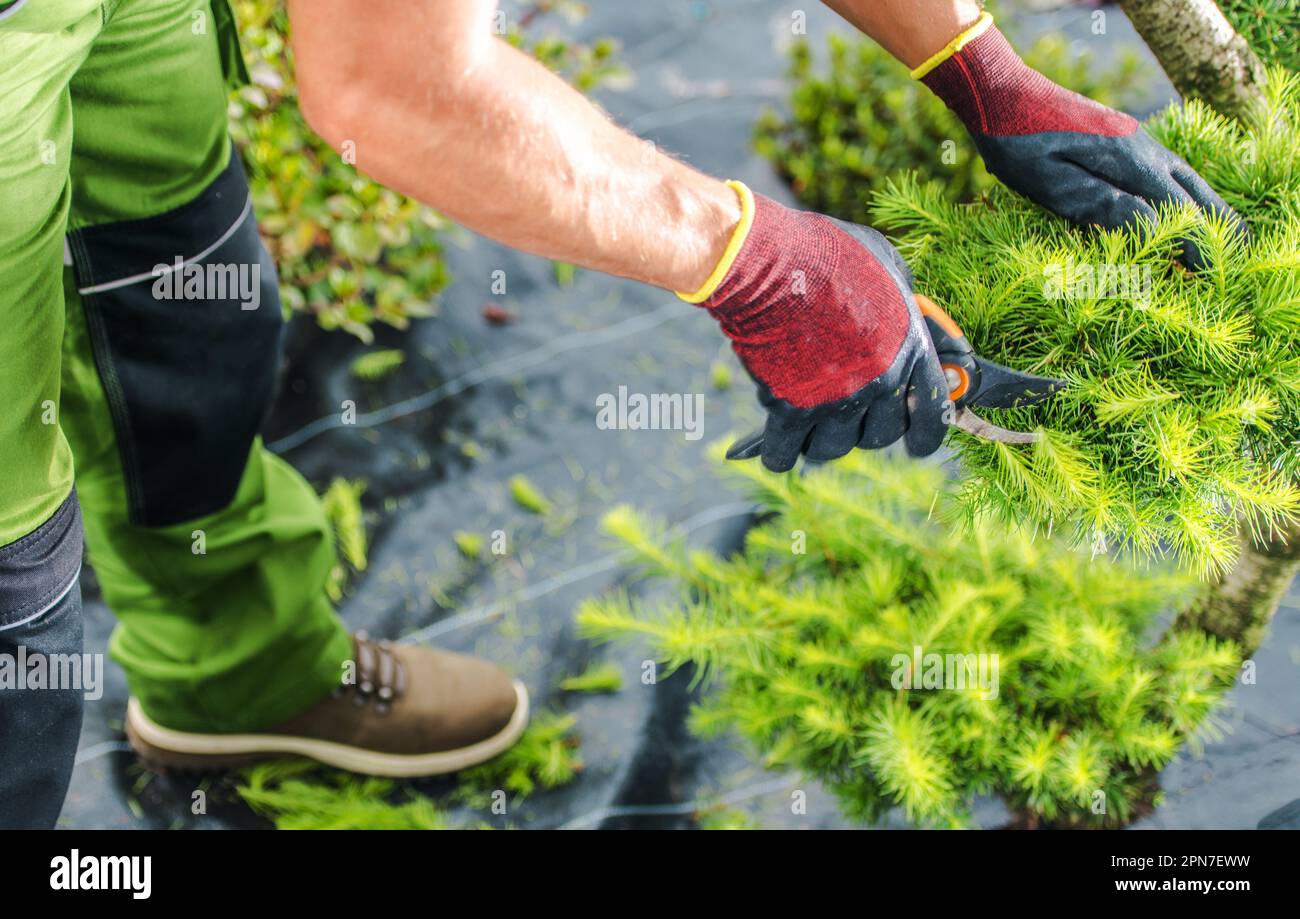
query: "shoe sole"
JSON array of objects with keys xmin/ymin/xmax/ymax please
[{"xmin": 125, "ymin": 680, "xmax": 530, "ymax": 778}]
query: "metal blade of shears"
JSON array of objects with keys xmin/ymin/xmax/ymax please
[
  {"xmin": 965, "ymin": 357, "xmax": 1066, "ymax": 410},
  {"xmin": 725, "ymin": 429, "xmax": 765, "ymax": 460},
  {"xmin": 950, "ymin": 406, "xmax": 1040, "ymax": 445}
]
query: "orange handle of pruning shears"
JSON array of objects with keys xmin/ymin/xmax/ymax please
[{"xmin": 914, "ymin": 293, "xmax": 979, "ymax": 405}]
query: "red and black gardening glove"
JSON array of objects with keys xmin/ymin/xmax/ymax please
[
  {"xmin": 679, "ymin": 183, "xmax": 949, "ymax": 472},
  {"xmin": 918, "ymin": 13, "xmax": 1245, "ymax": 270}
]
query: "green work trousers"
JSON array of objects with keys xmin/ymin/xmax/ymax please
[{"xmin": 0, "ymin": 0, "xmax": 351, "ymax": 760}]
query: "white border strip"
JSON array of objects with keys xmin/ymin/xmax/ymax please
[
  {"xmin": 76, "ymin": 194, "xmax": 253, "ymax": 295},
  {"xmin": 0, "ymin": 0, "xmax": 30, "ymax": 23}
]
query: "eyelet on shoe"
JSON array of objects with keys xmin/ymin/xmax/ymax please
[{"xmin": 346, "ymin": 633, "xmax": 406, "ymax": 711}]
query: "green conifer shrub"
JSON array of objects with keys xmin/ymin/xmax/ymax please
[
  {"xmin": 754, "ymin": 30, "xmax": 1145, "ymax": 223},
  {"xmin": 229, "ymin": 0, "xmax": 625, "ymax": 340},
  {"xmin": 1219, "ymin": 0, "xmax": 1300, "ymax": 72},
  {"xmin": 577, "ymin": 450, "xmax": 1239, "ymax": 828},
  {"xmin": 871, "ymin": 69, "xmax": 1300, "ymax": 576}
]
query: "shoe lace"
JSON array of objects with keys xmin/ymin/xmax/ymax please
[{"xmin": 334, "ymin": 631, "xmax": 407, "ymax": 714}]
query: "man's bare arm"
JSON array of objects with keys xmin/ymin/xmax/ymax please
[
  {"xmin": 821, "ymin": 0, "xmax": 984, "ymax": 68},
  {"xmin": 288, "ymin": 0, "xmax": 739, "ymax": 295},
  {"xmin": 288, "ymin": 0, "xmax": 957, "ymax": 469}
]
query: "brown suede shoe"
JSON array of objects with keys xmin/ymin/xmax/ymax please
[{"xmin": 126, "ymin": 633, "xmax": 529, "ymax": 776}]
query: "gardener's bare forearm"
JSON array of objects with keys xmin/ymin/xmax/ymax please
[
  {"xmin": 288, "ymin": 0, "xmax": 739, "ymax": 294},
  {"xmin": 822, "ymin": 0, "xmax": 985, "ymax": 68}
]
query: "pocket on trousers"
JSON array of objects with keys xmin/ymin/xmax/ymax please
[{"xmin": 67, "ymin": 150, "xmax": 284, "ymax": 526}]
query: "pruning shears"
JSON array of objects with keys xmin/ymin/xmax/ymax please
[
  {"xmin": 726, "ymin": 293, "xmax": 1065, "ymax": 460},
  {"xmin": 914, "ymin": 293, "xmax": 1065, "ymax": 445}
]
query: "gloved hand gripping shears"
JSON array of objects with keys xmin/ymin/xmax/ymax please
[
  {"xmin": 913, "ymin": 293, "xmax": 1064, "ymax": 445},
  {"xmin": 725, "ymin": 293, "xmax": 1065, "ymax": 461}
]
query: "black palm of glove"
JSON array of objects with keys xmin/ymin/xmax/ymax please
[
  {"xmin": 921, "ymin": 19, "xmax": 1246, "ymax": 270},
  {"xmin": 684, "ymin": 186, "xmax": 949, "ymax": 472}
]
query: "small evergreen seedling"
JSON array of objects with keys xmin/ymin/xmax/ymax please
[{"xmin": 578, "ymin": 450, "xmax": 1237, "ymax": 828}]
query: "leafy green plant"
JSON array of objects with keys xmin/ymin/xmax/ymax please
[
  {"xmin": 229, "ymin": 0, "xmax": 444, "ymax": 341},
  {"xmin": 503, "ymin": 1, "xmax": 627, "ymax": 94},
  {"xmin": 872, "ymin": 68, "xmax": 1300, "ymax": 576},
  {"xmin": 755, "ymin": 29, "xmax": 1145, "ymax": 224},
  {"xmin": 229, "ymin": 0, "xmax": 626, "ymax": 340},
  {"xmin": 578, "ymin": 450, "xmax": 1238, "ymax": 828}
]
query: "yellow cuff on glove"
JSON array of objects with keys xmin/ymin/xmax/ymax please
[
  {"xmin": 909, "ymin": 11, "xmax": 994, "ymax": 80},
  {"xmin": 676, "ymin": 180, "xmax": 755, "ymax": 304}
]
